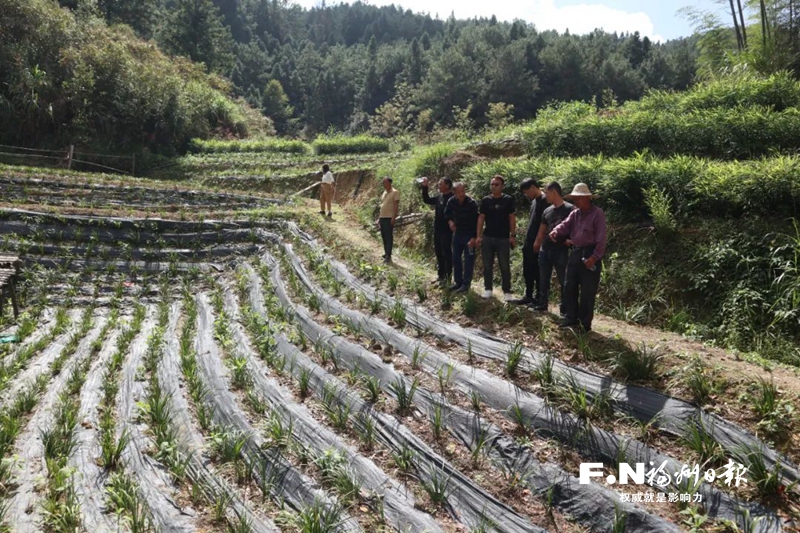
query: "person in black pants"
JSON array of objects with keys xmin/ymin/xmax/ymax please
[
  {"xmin": 375, "ymin": 177, "xmax": 400, "ymax": 263},
  {"xmin": 533, "ymin": 181, "xmax": 574, "ymax": 314},
  {"xmin": 476, "ymin": 175, "xmax": 516, "ymax": 301},
  {"xmin": 549, "ymin": 183, "xmax": 607, "ymax": 332},
  {"xmin": 514, "ymin": 178, "xmax": 548, "ymax": 306},
  {"xmin": 420, "ymin": 177, "xmax": 454, "ymax": 286},
  {"xmin": 444, "ymin": 182, "xmax": 479, "ymax": 292}
]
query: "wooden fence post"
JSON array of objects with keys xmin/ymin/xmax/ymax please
[{"xmin": 67, "ymin": 145, "xmax": 74, "ymax": 170}]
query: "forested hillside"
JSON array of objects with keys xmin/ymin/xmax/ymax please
[{"xmin": 1, "ymin": 0, "xmax": 699, "ymax": 154}]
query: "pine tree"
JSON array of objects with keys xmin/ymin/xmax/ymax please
[
  {"xmin": 407, "ymin": 37, "xmax": 424, "ymax": 85},
  {"xmin": 262, "ymin": 79, "xmax": 293, "ymax": 133},
  {"xmin": 161, "ymin": 0, "xmax": 235, "ymax": 74},
  {"xmin": 97, "ymin": 0, "xmax": 159, "ymax": 38},
  {"xmin": 421, "ymin": 31, "xmax": 432, "ymax": 50}
]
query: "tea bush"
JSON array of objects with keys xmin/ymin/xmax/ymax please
[
  {"xmin": 520, "ymin": 105, "xmax": 800, "ymax": 160},
  {"xmin": 462, "ymin": 154, "xmax": 800, "ymax": 222},
  {"xmin": 312, "ymin": 135, "xmax": 391, "ymax": 155},
  {"xmin": 188, "ymin": 138, "xmax": 309, "ymax": 154}
]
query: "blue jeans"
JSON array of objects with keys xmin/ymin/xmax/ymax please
[
  {"xmin": 538, "ymin": 246, "xmax": 569, "ymax": 313},
  {"xmin": 452, "ymin": 233, "xmax": 476, "ymax": 288}
]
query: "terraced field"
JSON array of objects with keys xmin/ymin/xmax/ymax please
[{"xmin": 0, "ymin": 149, "xmax": 797, "ymax": 533}]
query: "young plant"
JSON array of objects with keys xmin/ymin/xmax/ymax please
[
  {"xmin": 429, "ymin": 403, "xmax": 446, "ymax": 442},
  {"xmin": 297, "ymin": 368, "xmax": 312, "ymax": 400},
  {"xmin": 411, "ymin": 344, "xmax": 427, "ymax": 370},
  {"xmin": 681, "ymin": 417, "xmax": 724, "ymax": 466},
  {"xmin": 505, "ymin": 342, "xmax": 524, "ymax": 378},
  {"xmin": 360, "ymin": 375, "xmax": 381, "ymax": 403},
  {"xmin": 462, "ymin": 291, "xmax": 478, "ymax": 318},
  {"xmin": 387, "ymin": 272, "xmax": 399, "ymax": 293},
  {"xmin": 613, "ymin": 504, "xmax": 628, "ymax": 533},
  {"xmin": 210, "ymin": 428, "xmax": 248, "ymax": 464},
  {"xmin": 437, "ymin": 363, "xmax": 454, "ymax": 396},
  {"xmin": 752, "ymin": 378, "xmax": 778, "ymax": 418},
  {"xmin": 354, "ymin": 412, "xmax": 377, "ymax": 450},
  {"xmin": 422, "ymin": 468, "xmax": 450, "ymax": 507},
  {"xmin": 387, "ymin": 300, "xmax": 406, "ymax": 328},
  {"xmin": 507, "ymin": 403, "xmax": 527, "ymax": 434},
  {"xmin": 392, "ymin": 443, "xmax": 416, "ymax": 474},
  {"xmin": 471, "ymin": 424, "xmax": 490, "ymax": 468},
  {"xmin": 288, "ymin": 498, "xmax": 345, "ymax": 533},
  {"xmin": 388, "ymin": 377, "xmax": 419, "ymax": 414},
  {"xmin": 265, "ymin": 412, "xmax": 294, "ymax": 450},
  {"xmin": 557, "ymin": 373, "xmax": 611, "ymax": 421},
  {"xmin": 315, "ymin": 450, "xmax": 362, "ymax": 506},
  {"xmin": 733, "ymin": 444, "xmax": 784, "ymax": 497},
  {"xmin": 532, "ymin": 354, "xmax": 556, "ymax": 393},
  {"xmin": 105, "ymin": 473, "xmax": 152, "ymax": 532},
  {"xmin": 608, "ymin": 343, "xmax": 662, "ymax": 382}
]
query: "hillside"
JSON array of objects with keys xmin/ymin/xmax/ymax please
[{"xmin": 0, "ymin": 0, "xmax": 269, "ymax": 156}]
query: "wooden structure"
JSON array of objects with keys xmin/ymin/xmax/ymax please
[{"xmin": 0, "ymin": 255, "xmax": 21, "ymax": 319}]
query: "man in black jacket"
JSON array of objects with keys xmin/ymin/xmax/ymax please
[
  {"xmin": 420, "ymin": 177, "xmax": 454, "ymax": 286},
  {"xmin": 515, "ymin": 178, "xmax": 548, "ymax": 306},
  {"xmin": 444, "ymin": 182, "xmax": 479, "ymax": 293}
]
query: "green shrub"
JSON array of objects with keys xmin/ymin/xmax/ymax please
[
  {"xmin": 638, "ymin": 71, "xmax": 800, "ymax": 113},
  {"xmin": 188, "ymin": 138, "xmax": 309, "ymax": 154},
  {"xmin": 312, "ymin": 135, "xmax": 391, "ymax": 155},
  {"xmin": 515, "ymin": 74, "xmax": 800, "ymax": 160},
  {"xmin": 519, "ymin": 105, "xmax": 800, "ymax": 160}
]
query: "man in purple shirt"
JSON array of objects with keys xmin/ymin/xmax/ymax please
[{"xmin": 549, "ymin": 183, "xmax": 607, "ymax": 332}]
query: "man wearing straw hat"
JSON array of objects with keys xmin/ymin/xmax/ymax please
[{"xmin": 549, "ymin": 183, "xmax": 607, "ymax": 332}]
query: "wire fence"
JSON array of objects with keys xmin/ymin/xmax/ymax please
[{"xmin": 0, "ymin": 144, "xmax": 136, "ymax": 176}]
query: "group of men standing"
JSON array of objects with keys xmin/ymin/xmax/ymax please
[
  {"xmin": 419, "ymin": 175, "xmax": 607, "ymax": 332},
  {"xmin": 365, "ymin": 171, "xmax": 606, "ymax": 331}
]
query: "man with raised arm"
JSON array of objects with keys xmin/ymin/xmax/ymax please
[
  {"xmin": 420, "ymin": 177, "xmax": 454, "ymax": 286},
  {"xmin": 444, "ymin": 182, "xmax": 479, "ymax": 293}
]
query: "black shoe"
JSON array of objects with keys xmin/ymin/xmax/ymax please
[
  {"xmin": 383, "ymin": 257, "xmax": 392, "ymax": 264},
  {"xmin": 531, "ymin": 305, "xmax": 548, "ymax": 312},
  {"xmin": 319, "ymin": 210, "xmax": 325, "ymax": 215},
  {"xmin": 448, "ymin": 283, "xmax": 461, "ymax": 291},
  {"xmin": 511, "ymin": 296, "xmax": 535, "ymax": 305},
  {"xmin": 327, "ymin": 212, "xmax": 332, "ymax": 217},
  {"xmin": 454, "ymin": 285, "xmax": 468, "ymax": 293},
  {"xmin": 559, "ymin": 320, "xmax": 579, "ymax": 329}
]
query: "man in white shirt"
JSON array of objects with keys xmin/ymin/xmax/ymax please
[{"xmin": 320, "ymin": 164, "xmax": 335, "ymax": 217}]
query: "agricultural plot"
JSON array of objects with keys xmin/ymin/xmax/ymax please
[{"xmin": 0, "ymin": 158, "xmax": 797, "ymax": 533}]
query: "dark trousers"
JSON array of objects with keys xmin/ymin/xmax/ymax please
[
  {"xmin": 434, "ymin": 230, "xmax": 453, "ymax": 281},
  {"xmin": 379, "ymin": 218, "xmax": 394, "ymax": 259},
  {"xmin": 452, "ymin": 233, "xmax": 476, "ymax": 288},
  {"xmin": 564, "ymin": 248, "xmax": 602, "ymax": 329},
  {"xmin": 539, "ymin": 246, "xmax": 569, "ymax": 313},
  {"xmin": 522, "ymin": 244, "xmax": 540, "ymax": 299},
  {"xmin": 481, "ymin": 236, "xmax": 511, "ymax": 292}
]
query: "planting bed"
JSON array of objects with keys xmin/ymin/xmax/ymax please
[{"xmin": 0, "ymin": 162, "xmax": 797, "ymax": 533}]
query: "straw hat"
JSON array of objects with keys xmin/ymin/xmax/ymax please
[{"xmin": 565, "ymin": 183, "xmax": 597, "ymax": 199}]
